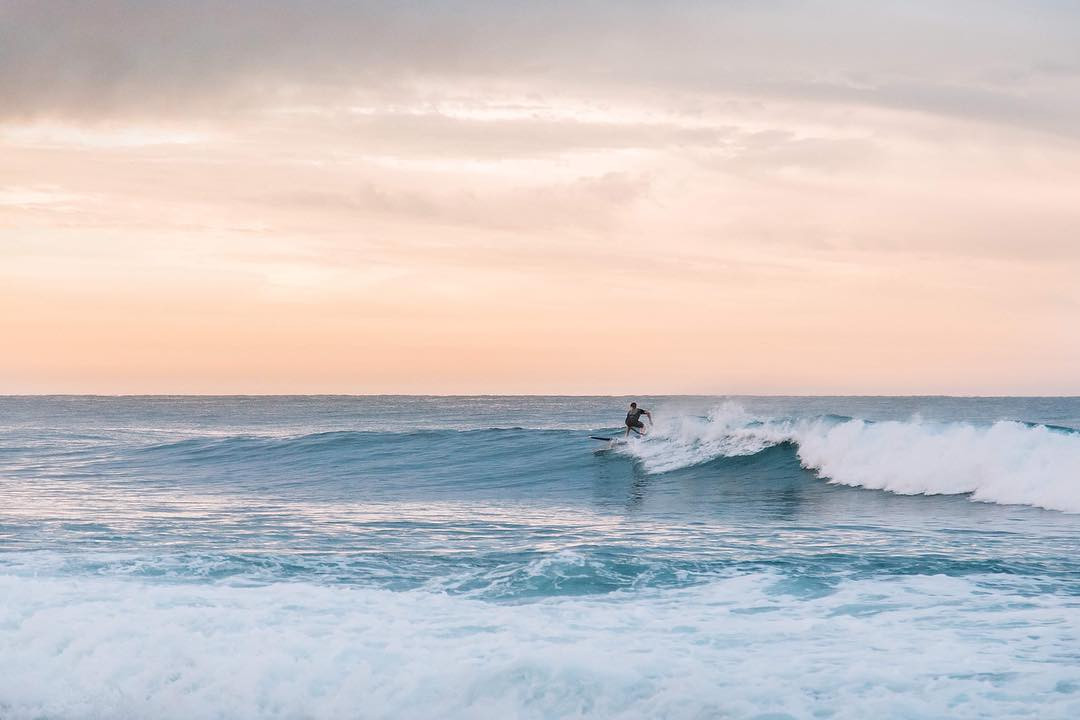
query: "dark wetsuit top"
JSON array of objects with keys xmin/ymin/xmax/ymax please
[{"xmin": 625, "ymin": 408, "xmax": 647, "ymax": 428}]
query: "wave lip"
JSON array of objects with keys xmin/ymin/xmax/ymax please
[{"xmin": 623, "ymin": 403, "xmax": 1080, "ymax": 513}]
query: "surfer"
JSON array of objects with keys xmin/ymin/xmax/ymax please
[{"xmin": 624, "ymin": 402, "xmax": 652, "ymax": 437}]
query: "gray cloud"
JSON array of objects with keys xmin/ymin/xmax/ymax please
[{"xmin": 2, "ymin": 0, "xmax": 1079, "ymax": 133}]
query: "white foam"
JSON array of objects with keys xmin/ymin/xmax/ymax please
[
  {"xmin": 622, "ymin": 402, "xmax": 778, "ymax": 473},
  {"xmin": 1, "ymin": 573, "xmax": 1077, "ymax": 719},
  {"xmin": 624, "ymin": 404, "xmax": 1080, "ymax": 513}
]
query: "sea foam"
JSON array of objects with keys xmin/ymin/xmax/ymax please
[{"xmin": 2, "ymin": 572, "xmax": 1077, "ymax": 720}]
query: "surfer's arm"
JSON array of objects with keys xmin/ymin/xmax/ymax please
[{"xmin": 644, "ymin": 410, "xmax": 653, "ymax": 424}]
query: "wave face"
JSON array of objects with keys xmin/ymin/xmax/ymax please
[{"xmin": 2, "ymin": 395, "xmax": 1080, "ymax": 719}]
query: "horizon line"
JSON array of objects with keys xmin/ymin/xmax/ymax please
[{"xmin": 3, "ymin": 393, "xmax": 1079, "ymax": 399}]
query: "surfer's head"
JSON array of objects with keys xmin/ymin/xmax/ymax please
[{"xmin": 630, "ymin": 402, "xmax": 637, "ymax": 409}]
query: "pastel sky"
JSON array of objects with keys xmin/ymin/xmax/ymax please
[{"xmin": 2, "ymin": 0, "xmax": 1079, "ymax": 394}]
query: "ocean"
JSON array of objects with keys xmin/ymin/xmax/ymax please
[{"xmin": 1, "ymin": 395, "xmax": 1078, "ymax": 719}]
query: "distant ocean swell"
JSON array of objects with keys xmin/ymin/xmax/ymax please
[{"xmin": 41, "ymin": 403, "xmax": 1080, "ymax": 513}]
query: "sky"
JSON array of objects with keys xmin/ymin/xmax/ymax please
[{"xmin": 2, "ymin": 0, "xmax": 1079, "ymax": 395}]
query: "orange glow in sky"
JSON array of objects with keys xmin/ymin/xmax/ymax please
[{"xmin": 2, "ymin": 2, "xmax": 1079, "ymax": 394}]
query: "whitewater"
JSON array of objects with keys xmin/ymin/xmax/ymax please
[
  {"xmin": 1, "ymin": 395, "xmax": 1079, "ymax": 719},
  {"xmin": 629, "ymin": 402, "xmax": 1080, "ymax": 512}
]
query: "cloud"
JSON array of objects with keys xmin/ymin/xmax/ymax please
[
  {"xmin": 2, "ymin": 0, "xmax": 1079, "ymax": 135},
  {"xmin": 1, "ymin": 2, "xmax": 1078, "ymax": 392}
]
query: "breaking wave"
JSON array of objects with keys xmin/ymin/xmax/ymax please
[{"xmin": 624, "ymin": 403, "xmax": 1080, "ymax": 513}]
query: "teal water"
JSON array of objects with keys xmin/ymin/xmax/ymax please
[{"xmin": 1, "ymin": 396, "xmax": 1079, "ymax": 718}]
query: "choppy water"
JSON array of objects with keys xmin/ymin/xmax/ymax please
[{"xmin": 1, "ymin": 396, "xmax": 1079, "ymax": 719}]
